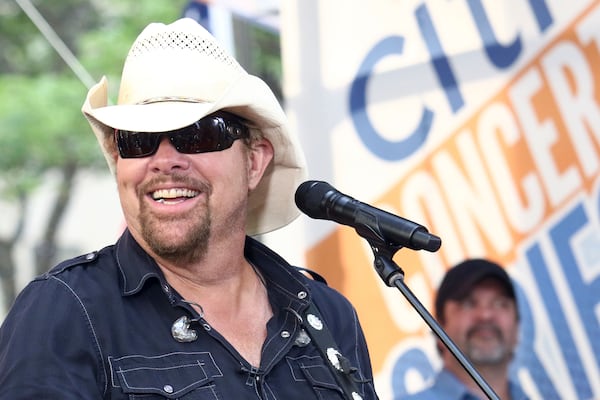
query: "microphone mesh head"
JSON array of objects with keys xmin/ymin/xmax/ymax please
[{"xmin": 294, "ymin": 180, "xmax": 332, "ymax": 219}]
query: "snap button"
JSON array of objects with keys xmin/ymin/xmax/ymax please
[
  {"xmin": 85, "ymin": 252, "xmax": 95, "ymax": 260},
  {"xmin": 281, "ymin": 330, "xmax": 290, "ymax": 338},
  {"xmin": 163, "ymin": 384, "xmax": 174, "ymax": 394},
  {"xmin": 307, "ymin": 313, "xmax": 323, "ymax": 330},
  {"xmin": 297, "ymin": 291, "xmax": 307, "ymax": 299}
]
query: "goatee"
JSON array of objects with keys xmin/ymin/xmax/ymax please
[
  {"xmin": 138, "ymin": 175, "xmax": 212, "ymax": 263},
  {"xmin": 141, "ymin": 210, "xmax": 211, "ymax": 264}
]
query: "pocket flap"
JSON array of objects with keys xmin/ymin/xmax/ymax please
[
  {"xmin": 110, "ymin": 352, "xmax": 222, "ymax": 398},
  {"xmin": 287, "ymin": 355, "xmax": 341, "ymax": 391}
]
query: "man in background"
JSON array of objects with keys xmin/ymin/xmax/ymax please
[{"xmin": 401, "ymin": 258, "xmax": 529, "ymax": 399}]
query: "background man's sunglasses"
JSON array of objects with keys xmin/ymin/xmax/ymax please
[{"xmin": 115, "ymin": 111, "xmax": 249, "ymax": 158}]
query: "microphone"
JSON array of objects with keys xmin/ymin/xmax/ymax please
[{"xmin": 295, "ymin": 180, "xmax": 441, "ymax": 252}]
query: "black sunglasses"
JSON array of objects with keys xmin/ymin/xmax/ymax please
[{"xmin": 115, "ymin": 111, "xmax": 249, "ymax": 158}]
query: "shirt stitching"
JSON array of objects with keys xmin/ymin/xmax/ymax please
[{"xmin": 51, "ymin": 275, "xmax": 109, "ymax": 395}]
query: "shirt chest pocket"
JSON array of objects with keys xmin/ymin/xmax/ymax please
[
  {"xmin": 286, "ymin": 355, "xmax": 346, "ymax": 400},
  {"xmin": 109, "ymin": 352, "xmax": 222, "ymax": 399}
]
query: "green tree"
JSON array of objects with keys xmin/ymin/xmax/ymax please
[{"xmin": 0, "ymin": 0, "xmax": 187, "ymax": 311}]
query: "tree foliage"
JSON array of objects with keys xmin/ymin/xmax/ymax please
[{"xmin": 0, "ymin": 0, "xmax": 187, "ymax": 311}]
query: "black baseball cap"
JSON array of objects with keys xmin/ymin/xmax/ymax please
[{"xmin": 434, "ymin": 258, "xmax": 516, "ymax": 322}]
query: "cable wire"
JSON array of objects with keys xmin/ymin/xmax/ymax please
[{"xmin": 14, "ymin": 0, "xmax": 96, "ymax": 89}]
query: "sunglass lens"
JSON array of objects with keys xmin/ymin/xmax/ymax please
[
  {"xmin": 116, "ymin": 130, "xmax": 160, "ymax": 158},
  {"xmin": 172, "ymin": 117, "xmax": 232, "ymax": 154}
]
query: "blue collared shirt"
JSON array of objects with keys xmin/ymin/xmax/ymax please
[
  {"xmin": 0, "ymin": 230, "xmax": 378, "ymax": 399},
  {"xmin": 400, "ymin": 368, "xmax": 529, "ymax": 400}
]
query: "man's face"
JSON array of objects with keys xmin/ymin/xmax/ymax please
[
  {"xmin": 114, "ymin": 129, "xmax": 270, "ymax": 264},
  {"xmin": 441, "ymin": 278, "xmax": 519, "ymax": 366}
]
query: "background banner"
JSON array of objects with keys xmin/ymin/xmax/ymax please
[{"xmin": 279, "ymin": 1, "xmax": 600, "ymax": 398}]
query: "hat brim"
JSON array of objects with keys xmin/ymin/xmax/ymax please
[{"xmin": 91, "ymin": 101, "xmax": 215, "ymax": 133}]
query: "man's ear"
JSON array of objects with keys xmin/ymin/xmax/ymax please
[
  {"xmin": 247, "ymin": 137, "xmax": 274, "ymax": 191},
  {"xmin": 105, "ymin": 133, "xmax": 119, "ymax": 163}
]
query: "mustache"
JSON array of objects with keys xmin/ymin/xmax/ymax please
[
  {"xmin": 466, "ymin": 323, "xmax": 503, "ymax": 340},
  {"xmin": 139, "ymin": 173, "xmax": 211, "ymax": 196}
]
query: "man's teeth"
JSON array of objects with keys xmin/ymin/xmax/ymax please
[{"xmin": 152, "ymin": 188, "xmax": 199, "ymax": 202}]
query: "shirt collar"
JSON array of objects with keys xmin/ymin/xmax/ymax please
[
  {"xmin": 114, "ymin": 230, "xmax": 311, "ymax": 308},
  {"xmin": 435, "ymin": 368, "xmax": 529, "ymax": 400},
  {"xmin": 243, "ymin": 235, "xmax": 311, "ymax": 310},
  {"xmin": 435, "ymin": 369, "xmax": 473, "ymax": 399},
  {"xmin": 115, "ymin": 229, "xmax": 165, "ymax": 296}
]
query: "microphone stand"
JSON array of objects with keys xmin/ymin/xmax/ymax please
[{"xmin": 368, "ymin": 243, "xmax": 500, "ymax": 400}]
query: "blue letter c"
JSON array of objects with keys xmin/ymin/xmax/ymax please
[{"xmin": 349, "ymin": 36, "xmax": 433, "ymax": 161}]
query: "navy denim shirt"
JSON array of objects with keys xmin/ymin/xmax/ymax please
[{"xmin": 0, "ymin": 230, "xmax": 378, "ymax": 399}]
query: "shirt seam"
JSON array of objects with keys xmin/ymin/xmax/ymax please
[{"xmin": 51, "ymin": 275, "xmax": 109, "ymax": 395}]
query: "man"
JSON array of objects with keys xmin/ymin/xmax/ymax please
[
  {"xmin": 402, "ymin": 259, "xmax": 529, "ymax": 400},
  {"xmin": 0, "ymin": 19, "xmax": 378, "ymax": 399}
]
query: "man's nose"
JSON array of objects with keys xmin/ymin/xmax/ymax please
[
  {"xmin": 473, "ymin": 302, "xmax": 497, "ymax": 320},
  {"xmin": 148, "ymin": 137, "xmax": 191, "ymax": 172}
]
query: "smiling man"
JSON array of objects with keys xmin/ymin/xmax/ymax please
[
  {"xmin": 0, "ymin": 19, "xmax": 378, "ymax": 400},
  {"xmin": 401, "ymin": 259, "xmax": 529, "ymax": 400}
]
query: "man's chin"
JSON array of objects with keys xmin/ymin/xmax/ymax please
[
  {"xmin": 467, "ymin": 346, "xmax": 507, "ymax": 365},
  {"xmin": 143, "ymin": 224, "xmax": 209, "ymax": 258},
  {"xmin": 148, "ymin": 237, "xmax": 209, "ymax": 263}
]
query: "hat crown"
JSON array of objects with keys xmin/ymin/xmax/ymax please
[{"xmin": 118, "ymin": 19, "xmax": 245, "ymax": 106}]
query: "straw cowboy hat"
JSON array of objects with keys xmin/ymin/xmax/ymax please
[{"xmin": 82, "ymin": 18, "xmax": 307, "ymax": 236}]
